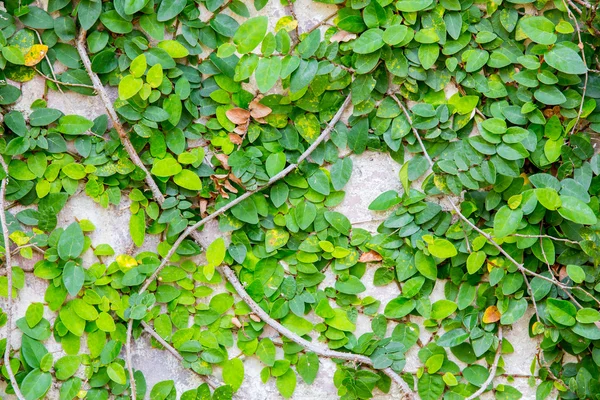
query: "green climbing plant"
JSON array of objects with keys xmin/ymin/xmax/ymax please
[{"xmin": 0, "ymin": 0, "xmax": 600, "ymax": 399}]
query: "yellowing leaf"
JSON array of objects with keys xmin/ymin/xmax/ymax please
[
  {"xmin": 24, "ymin": 44, "xmax": 48, "ymax": 67},
  {"xmin": 116, "ymin": 254, "xmax": 138, "ymax": 271},
  {"xmin": 482, "ymin": 305, "xmax": 501, "ymax": 323}
]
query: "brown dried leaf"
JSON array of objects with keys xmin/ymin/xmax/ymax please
[
  {"xmin": 358, "ymin": 250, "xmax": 383, "ymax": 263},
  {"xmin": 214, "ymin": 153, "xmax": 229, "ymax": 169},
  {"xmin": 199, "ymin": 199, "xmax": 208, "ymax": 215},
  {"xmin": 228, "ymin": 173, "xmax": 242, "ymax": 185},
  {"xmin": 330, "ymin": 30, "xmax": 357, "ymax": 43},
  {"xmin": 225, "ymin": 108, "xmax": 250, "ymax": 125},
  {"xmin": 229, "ymin": 133, "xmax": 243, "ymax": 145},
  {"xmin": 559, "ymin": 266, "xmax": 568, "ymax": 281},
  {"xmin": 249, "ymin": 100, "xmax": 272, "ymax": 119},
  {"xmin": 249, "ymin": 314, "xmax": 261, "ymax": 322},
  {"xmin": 223, "ymin": 180, "xmax": 238, "ymax": 193}
]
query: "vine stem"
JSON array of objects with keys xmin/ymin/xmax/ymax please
[
  {"xmin": 76, "ymin": 29, "xmax": 165, "ymax": 206},
  {"xmin": 0, "ymin": 156, "xmax": 26, "ymax": 400},
  {"xmin": 137, "ymin": 95, "xmax": 351, "ymax": 294},
  {"xmin": 464, "ymin": 327, "xmax": 503, "ymax": 400},
  {"xmin": 74, "ymin": 31, "xmax": 415, "ymax": 398}
]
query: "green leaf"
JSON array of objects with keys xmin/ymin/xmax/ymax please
[
  {"xmin": 384, "ymin": 297, "xmax": 416, "ymax": 318},
  {"xmin": 256, "ymin": 338, "xmax": 276, "ymax": 366},
  {"xmin": 557, "ymin": 196, "xmax": 597, "ymax": 225},
  {"xmin": 123, "ymin": 0, "xmax": 146, "ymax": 14},
  {"xmin": 290, "ymin": 59, "xmax": 318, "ymax": 93},
  {"xmin": 418, "ymin": 373, "xmax": 445, "ymax": 400},
  {"xmin": 546, "ymin": 298, "xmax": 577, "ymax": 326},
  {"xmin": 297, "ymin": 352, "xmax": 319, "ymax": 384},
  {"xmin": 130, "ymin": 210, "xmax": 145, "ymax": 247},
  {"xmin": 54, "ymin": 355, "xmax": 80, "ymax": 380},
  {"xmin": 57, "ymin": 115, "xmax": 94, "ymax": 135},
  {"xmin": 130, "ymin": 54, "xmax": 147, "ymax": 78},
  {"xmin": 308, "ymin": 169, "xmax": 330, "ymax": 195},
  {"xmin": 21, "ymin": 369, "xmax": 52, "ymax": 400},
  {"xmin": 520, "ymin": 16, "xmax": 556, "ymax": 45},
  {"xmin": 368, "ymin": 190, "xmax": 401, "ymax": 211},
  {"xmin": 266, "ymin": 152, "xmax": 286, "ymax": 178},
  {"xmin": 544, "ymin": 45, "xmax": 586, "ymax": 75},
  {"xmin": 146, "ymin": 64, "xmax": 164, "ymax": 88},
  {"xmin": 500, "ymin": 298, "xmax": 527, "ymax": 325},
  {"xmin": 396, "ymin": 0, "xmax": 434, "ymax": 12},
  {"xmin": 100, "ymin": 10, "xmax": 133, "ymax": 34},
  {"xmin": 330, "ymin": 158, "xmax": 352, "ymax": 191},
  {"xmin": 428, "ymin": 239, "xmax": 457, "ymax": 259},
  {"xmin": 294, "ymin": 113, "xmax": 321, "ymax": 144},
  {"xmin": 535, "ymin": 188, "xmax": 561, "ymax": 210},
  {"xmin": 415, "ymin": 250, "xmax": 437, "ymax": 280},
  {"xmin": 353, "ymin": 29, "xmax": 384, "ymax": 54},
  {"xmin": 152, "ymin": 158, "xmax": 182, "ymax": 177},
  {"xmin": 255, "ymin": 57, "xmax": 282, "ymax": 93},
  {"xmin": 26, "ymin": 303, "xmax": 44, "ymax": 328},
  {"xmin": 157, "ymin": 40, "xmax": 189, "ymax": 58},
  {"xmin": 494, "ymin": 206, "xmax": 522, "ymax": 238},
  {"xmin": 58, "ymin": 222, "xmax": 84, "ymax": 260},
  {"xmin": 206, "ymin": 238, "xmax": 226, "ymax": 267},
  {"xmin": 173, "ymin": 170, "xmax": 202, "ymax": 190},
  {"xmin": 566, "ymin": 265, "xmax": 585, "ymax": 284},
  {"xmin": 118, "ymin": 74, "xmax": 143, "ymax": 100},
  {"xmin": 467, "ymin": 251, "xmax": 486, "ymax": 274},
  {"xmin": 335, "ymin": 275, "xmax": 366, "ymax": 294},
  {"xmin": 295, "ymin": 201, "xmax": 316, "ymax": 230},
  {"xmin": 232, "ymin": 198, "xmax": 259, "ymax": 224},
  {"xmin": 2, "ymin": 46, "xmax": 25, "ymax": 65},
  {"xmin": 157, "ymin": 0, "xmax": 185, "ymax": 21},
  {"xmin": 234, "ymin": 16, "xmax": 268, "ymax": 54},
  {"xmin": 78, "ymin": 0, "xmax": 102, "ymax": 31},
  {"xmin": 276, "ymin": 369, "xmax": 297, "ymax": 399},
  {"xmin": 222, "ymin": 358, "xmax": 244, "ymax": 391},
  {"xmin": 430, "ymin": 300, "xmax": 457, "ymax": 319},
  {"xmin": 63, "ymin": 262, "xmax": 85, "ymax": 297},
  {"xmin": 107, "ymin": 362, "xmax": 127, "ymax": 385}
]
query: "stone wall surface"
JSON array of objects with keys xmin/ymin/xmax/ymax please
[{"xmin": 0, "ymin": 0, "xmax": 546, "ymax": 398}]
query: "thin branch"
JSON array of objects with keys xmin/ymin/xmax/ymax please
[
  {"xmin": 140, "ymin": 321, "xmax": 223, "ymax": 390},
  {"xmin": 465, "ymin": 327, "xmax": 503, "ymax": 400},
  {"xmin": 34, "ymin": 68, "xmax": 97, "ymax": 90},
  {"xmin": 561, "ymin": 0, "xmax": 589, "ymax": 135},
  {"xmin": 290, "ymin": 10, "xmax": 338, "ymax": 51},
  {"xmin": 126, "ymin": 320, "xmax": 137, "ymax": 398},
  {"xmin": 0, "ymin": 156, "xmax": 26, "ymax": 400},
  {"xmin": 202, "ymin": 0, "xmax": 232, "ymax": 23},
  {"xmin": 390, "ymin": 94, "xmax": 434, "ymax": 166},
  {"xmin": 510, "ymin": 233, "xmax": 579, "ymax": 245},
  {"xmin": 33, "ymin": 29, "xmax": 64, "ymax": 94}
]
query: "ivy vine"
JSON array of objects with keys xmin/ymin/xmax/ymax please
[{"xmin": 0, "ymin": 0, "xmax": 599, "ymax": 399}]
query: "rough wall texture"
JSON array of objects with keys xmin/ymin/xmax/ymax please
[{"xmin": 0, "ymin": 0, "xmax": 546, "ymax": 399}]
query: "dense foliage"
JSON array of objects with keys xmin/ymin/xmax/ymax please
[{"xmin": 0, "ymin": 0, "xmax": 600, "ymax": 399}]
